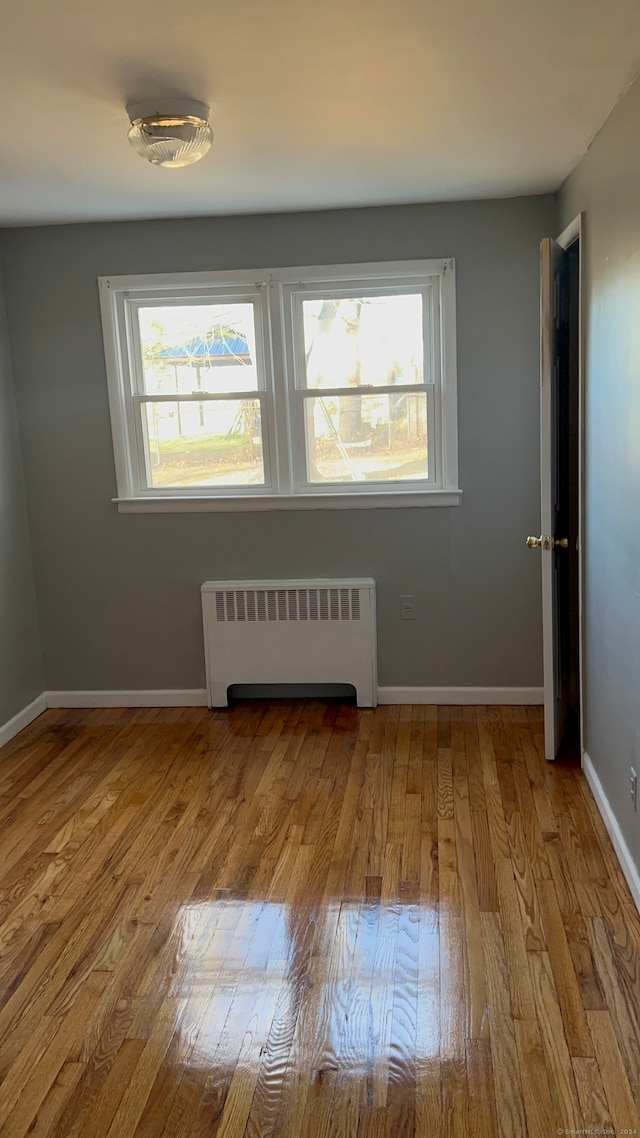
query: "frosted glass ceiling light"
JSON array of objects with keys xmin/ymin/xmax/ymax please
[{"xmin": 126, "ymin": 98, "xmax": 213, "ymax": 168}]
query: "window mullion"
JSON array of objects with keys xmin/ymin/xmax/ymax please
[
  {"xmin": 251, "ymin": 285, "xmax": 277, "ymax": 493},
  {"xmin": 268, "ymin": 279, "xmax": 295, "ymax": 494},
  {"xmin": 288, "ymin": 290, "xmax": 314, "ymax": 490}
]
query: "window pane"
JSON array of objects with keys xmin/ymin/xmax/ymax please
[
  {"xmin": 304, "ymin": 392, "xmax": 428, "ymax": 484},
  {"xmin": 138, "ymin": 304, "xmax": 259, "ymax": 395},
  {"xmin": 301, "ymin": 293, "xmax": 426, "ymax": 389},
  {"xmin": 144, "ymin": 400, "xmax": 265, "ymax": 488}
]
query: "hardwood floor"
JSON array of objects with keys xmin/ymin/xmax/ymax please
[{"xmin": 0, "ymin": 701, "xmax": 639, "ymax": 1137}]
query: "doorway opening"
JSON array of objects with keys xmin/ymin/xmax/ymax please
[
  {"xmin": 537, "ymin": 216, "xmax": 583, "ymax": 761},
  {"xmin": 555, "ymin": 233, "xmax": 581, "ymax": 758}
]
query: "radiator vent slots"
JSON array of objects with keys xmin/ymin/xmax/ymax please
[
  {"xmin": 202, "ymin": 578, "xmax": 376, "ymax": 707},
  {"xmin": 214, "ymin": 586, "xmax": 362, "ymax": 623}
]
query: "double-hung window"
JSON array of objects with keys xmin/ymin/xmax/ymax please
[{"xmin": 99, "ymin": 260, "xmax": 460, "ymax": 511}]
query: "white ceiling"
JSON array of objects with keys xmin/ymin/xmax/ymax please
[{"xmin": 0, "ymin": 0, "xmax": 639, "ymax": 226}]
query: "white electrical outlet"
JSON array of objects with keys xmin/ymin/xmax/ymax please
[
  {"xmin": 630, "ymin": 767, "xmax": 638, "ymax": 811},
  {"xmin": 400, "ymin": 595, "xmax": 416, "ymax": 620}
]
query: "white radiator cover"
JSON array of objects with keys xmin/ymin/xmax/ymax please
[{"xmin": 201, "ymin": 578, "xmax": 377, "ymax": 707}]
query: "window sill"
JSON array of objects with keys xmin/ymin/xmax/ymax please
[{"xmin": 114, "ymin": 490, "xmax": 463, "ymax": 513}]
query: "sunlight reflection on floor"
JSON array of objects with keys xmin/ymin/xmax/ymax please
[{"xmin": 168, "ymin": 896, "xmax": 440, "ymax": 1075}]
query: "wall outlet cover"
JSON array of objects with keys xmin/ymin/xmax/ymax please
[{"xmin": 400, "ymin": 595, "xmax": 416, "ymax": 620}]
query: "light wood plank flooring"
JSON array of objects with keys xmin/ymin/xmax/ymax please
[{"xmin": 0, "ymin": 702, "xmax": 639, "ymax": 1137}]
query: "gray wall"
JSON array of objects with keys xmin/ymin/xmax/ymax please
[
  {"xmin": 561, "ymin": 75, "xmax": 640, "ymax": 873},
  {"xmin": 0, "ymin": 263, "xmax": 44, "ymax": 722},
  {"xmin": 0, "ymin": 195, "xmax": 555, "ymax": 692}
]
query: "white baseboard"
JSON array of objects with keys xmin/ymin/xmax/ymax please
[
  {"xmin": 46, "ymin": 689, "xmax": 209, "ymax": 708},
  {"xmin": 44, "ymin": 686, "xmax": 543, "ymax": 709},
  {"xmin": 0, "ymin": 693, "xmax": 48, "ymax": 748},
  {"xmin": 376, "ymin": 686, "xmax": 544, "ymax": 705},
  {"xmin": 2, "ymin": 682, "xmax": 539, "ymax": 737},
  {"xmin": 1, "ymin": 687, "xmax": 543, "ymax": 746},
  {"xmin": 583, "ymin": 751, "xmax": 640, "ymax": 915}
]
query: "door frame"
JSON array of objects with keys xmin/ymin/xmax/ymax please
[{"xmin": 555, "ymin": 212, "xmax": 585, "ymax": 762}]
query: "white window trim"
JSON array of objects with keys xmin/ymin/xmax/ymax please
[{"xmin": 99, "ymin": 260, "xmax": 461, "ymax": 512}]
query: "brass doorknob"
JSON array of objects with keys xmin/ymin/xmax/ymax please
[{"xmin": 526, "ymin": 535, "xmax": 569, "ymax": 550}]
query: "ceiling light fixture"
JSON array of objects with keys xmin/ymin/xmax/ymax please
[{"xmin": 126, "ymin": 98, "xmax": 213, "ymax": 169}]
